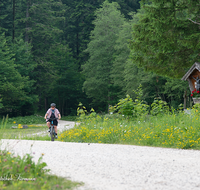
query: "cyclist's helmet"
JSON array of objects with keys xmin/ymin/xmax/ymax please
[{"xmin": 50, "ymin": 103, "xmax": 56, "ymax": 107}]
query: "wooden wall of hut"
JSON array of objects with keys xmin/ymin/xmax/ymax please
[{"xmin": 189, "ymin": 69, "xmax": 200, "ymax": 90}]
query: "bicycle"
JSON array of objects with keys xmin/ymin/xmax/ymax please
[{"xmin": 47, "ymin": 118, "xmax": 58, "ymax": 141}]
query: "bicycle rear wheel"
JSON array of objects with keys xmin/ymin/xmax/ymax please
[{"xmin": 50, "ymin": 125, "xmax": 55, "ymax": 141}]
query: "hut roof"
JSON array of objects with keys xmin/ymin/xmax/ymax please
[{"xmin": 182, "ymin": 62, "xmax": 200, "ymax": 81}]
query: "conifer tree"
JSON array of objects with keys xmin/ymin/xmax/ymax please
[
  {"xmin": 130, "ymin": 0, "xmax": 200, "ymax": 78},
  {"xmin": 0, "ymin": 33, "xmax": 26, "ymax": 114},
  {"xmin": 45, "ymin": 43, "xmax": 83, "ymax": 115},
  {"xmin": 11, "ymin": 37, "xmax": 38, "ymax": 115}
]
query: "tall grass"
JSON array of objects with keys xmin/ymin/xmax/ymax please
[
  {"xmin": 0, "ymin": 115, "xmax": 51, "ymax": 141},
  {"xmin": 2, "ymin": 115, "xmax": 45, "ymax": 127},
  {"xmin": 58, "ymin": 107, "xmax": 200, "ymax": 149},
  {"xmin": 0, "ymin": 149, "xmax": 82, "ymax": 189},
  {"xmin": 0, "ymin": 115, "xmax": 8, "ymax": 130}
]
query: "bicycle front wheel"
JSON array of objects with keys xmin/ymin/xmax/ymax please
[{"xmin": 50, "ymin": 125, "xmax": 55, "ymax": 141}]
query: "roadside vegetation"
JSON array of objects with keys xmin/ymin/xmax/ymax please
[
  {"xmin": 58, "ymin": 88, "xmax": 200, "ymax": 150},
  {"xmin": 0, "ymin": 149, "xmax": 82, "ymax": 190},
  {"xmin": 0, "ymin": 115, "xmax": 45, "ymax": 129},
  {"xmin": 0, "ymin": 116, "xmax": 82, "ymax": 189},
  {"xmin": 0, "ymin": 115, "xmax": 48, "ymax": 140},
  {"xmin": 0, "ymin": 91, "xmax": 197, "ymax": 190},
  {"xmin": 0, "ymin": 115, "xmax": 77, "ymax": 141}
]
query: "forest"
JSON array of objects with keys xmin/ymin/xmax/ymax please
[{"xmin": 0, "ymin": 0, "xmax": 200, "ymax": 117}]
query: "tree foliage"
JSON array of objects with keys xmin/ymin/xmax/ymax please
[
  {"xmin": 0, "ymin": 0, "xmax": 194, "ymax": 116},
  {"xmin": 130, "ymin": 0, "xmax": 200, "ymax": 78},
  {"xmin": 83, "ymin": 1, "xmax": 127, "ymax": 110},
  {"xmin": 0, "ymin": 33, "xmax": 36, "ymax": 115}
]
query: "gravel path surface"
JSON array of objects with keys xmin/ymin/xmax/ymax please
[{"xmin": 1, "ymin": 121, "xmax": 200, "ymax": 190}]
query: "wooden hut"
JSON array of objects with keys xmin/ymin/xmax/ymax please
[
  {"xmin": 182, "ymin": 62, "xmax": 200, "ymax": 104},
  {"xmin": 182, "ymin": 62, "xmax": 200, "ymax": 92}
]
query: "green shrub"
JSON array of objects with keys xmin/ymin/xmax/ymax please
[
  {"xmin": 1, "ymin": 115, "xmax": 45, "ymax": 126},
  {"xmin": 109, "ymin": 85, "xmax": 149, "ymax": 119},
  {"xmin": 110, "ymin": 94, "xmax": 135, "ymax": 117},
  {"xmin": 150, "ymin": 98, "xmax": 169, "ymax": 116},
  {"xmin": 0, "ymin": 149, "xmax": 81, "ymax": 189}
]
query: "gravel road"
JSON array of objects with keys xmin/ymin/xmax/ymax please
[{"xmin": 1, "ymin": 120, "xmax": 200, "ymax": 190}]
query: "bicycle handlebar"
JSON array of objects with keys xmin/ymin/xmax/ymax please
[{"xmin": 46, "ymin": 117, "xmax": 58, "ymax": 120}]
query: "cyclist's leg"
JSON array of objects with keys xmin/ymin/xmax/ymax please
[
  {"xmin": 54, "ymin": 126, "xmax": 57, "ymax": 134},
  {"xmin": 53, "ymin": 120, "xmax": 58, "ymax": 134},
  {"xmin": 47, "ymin": 121, "xmax": 50, "ymax": 129}
]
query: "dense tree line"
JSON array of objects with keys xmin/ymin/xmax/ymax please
[
  {"xmin": 1, "ymin": 0, "xmax": 197, "ymax": 116},
  {"xmin": 83, "ymin": 0, "xmax": 191, "ymax": 111}
]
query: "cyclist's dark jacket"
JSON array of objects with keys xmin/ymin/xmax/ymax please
[{"xmin": 50, "ymin": 110, "xmax": 56, "ymax": 119}]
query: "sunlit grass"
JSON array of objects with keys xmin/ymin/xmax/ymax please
[
  {"xmin": 0, "ymin": 115, "xmax": 45, "ymax": 129},
  {"xmin": 0, "ymin": 126, "xmax": 48, "ymax": 139},
  {"xmin": 58, "ymin": 108, "xmax": 200, "ymax": 149},
  {"xmin": 0, "ymin": 114, "xmax": 52, "ymax": 141}
]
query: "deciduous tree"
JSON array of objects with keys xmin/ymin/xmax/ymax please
[{"xmin": 83, "ymin": 1, "xmax": 126, "ymax": 110}]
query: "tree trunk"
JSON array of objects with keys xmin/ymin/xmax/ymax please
[
  {"xmin": 12, "ymin": 0, "xmax": 15, "ymax": 41},
  {"xmin": 62, "ymin": 99, "xmax": 65, "ymax": 116},
  {"xmin": 108, "ymin": 89, "xmax": 110, "ymax": 113},
  {"xmin": 183, "ymin": 91, "xmax": 187, "ymax": 109},
  {"xmin": 76, "ymin": 31, "xmax": 79, "ymax": 57},
  {"xmin": 38, "ymin": 69, "xmax": 42, "ymax": 110},
  {"xmin": 65, "ymin": 100, "xmax": 67, "ymax": 116},
  {"xmin": 45, "ymin": 97, "xmax": 48, "ymax": 111},
  {"xmin": 76, "ymin": 29, "xmax": 81, "ymax": 71},
  {"xmin": 59, "ymin": 98, "xmax": 61, "ymax": 114},
  {"xmin": 25, "ymin": 0, "xmax": 30, "ymax": 42},
  {"xmin": 190, "ymin": 95, "xmax": 193, "ymax": 107},
  {"xmin": 38, "ymin": 92, "xmax": 41, "ymax": 110}
]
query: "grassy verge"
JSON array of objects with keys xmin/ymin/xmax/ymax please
[
  {"xmin": 0, "ymin": 115, "xmax": 82, "ymax": 189},
  {"xmin": 0, "ymin": 127, "xmax": 51, "ymax": 141},
  {"xmin": 21, "ymin": 135, "xmax": 51, "ymax": 141},
  {"xmin": 0, "ymin": 114, "xmax": 77, "ymax": 141},
  {"xmin": 58, "ymin": 108, "xmax": 200, "ymax": 149},
  {"xmin": 1, "ymin": 115, "xmax": 45, "ymax": 127},
  {"xmin": 0, "ymin": 115, "xmax": 51, "ymax": 141},
  {"xmin": 0, "ymin": 149, "xmax": 82, "ymax": 190},
  {"xmin": 60, "ymin": 116, "xmax": 77, "ymax": 121}
]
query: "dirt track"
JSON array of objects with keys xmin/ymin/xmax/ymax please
[{"xmin": 1, "ymin": 120, "xmax": 200, "ymax": 190}]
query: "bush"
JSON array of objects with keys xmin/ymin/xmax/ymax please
[
  {"xmin": 4, "ymin": 115, "xmax": 45, "ymax": 125},
  {"xmin": 150, "ymin": 98, "xmax": 169, "ymax": 116},
  {"xmin": 109, "ymin": 85, "xmax": 149, "ymax": 119},
  {"xmin": 0, "ymin": 149, "xmax": 81, "ymax": 189}
]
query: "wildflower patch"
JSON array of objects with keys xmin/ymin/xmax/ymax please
[{"xmin": 59, "ymin": 107, "xmax": 200, "ymax": 149}]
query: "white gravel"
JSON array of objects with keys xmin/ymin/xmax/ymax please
[{"xmin": 1, "ymin": 120, "xmax": 200, "ymax": 190}]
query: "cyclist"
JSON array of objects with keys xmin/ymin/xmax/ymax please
[{"xmin": 44, "ymin": 103, "xmax": 61, "ymax": 138}]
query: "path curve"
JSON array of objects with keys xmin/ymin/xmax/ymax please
[{"xmin": 1, "ymin": 120, "xmax": 200, "ymax": 190}]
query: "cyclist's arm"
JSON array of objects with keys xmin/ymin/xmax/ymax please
[
  {"xmin": 44, "ymin": 109, "xmax": 51, "ymax": 119},
  {"xmin": 58, "ymin": 113, "xmax": 61, "ymax": 120},
  {"xmin": 44, "ymin": 113, "xmax": 48, "ymax": 119}
]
